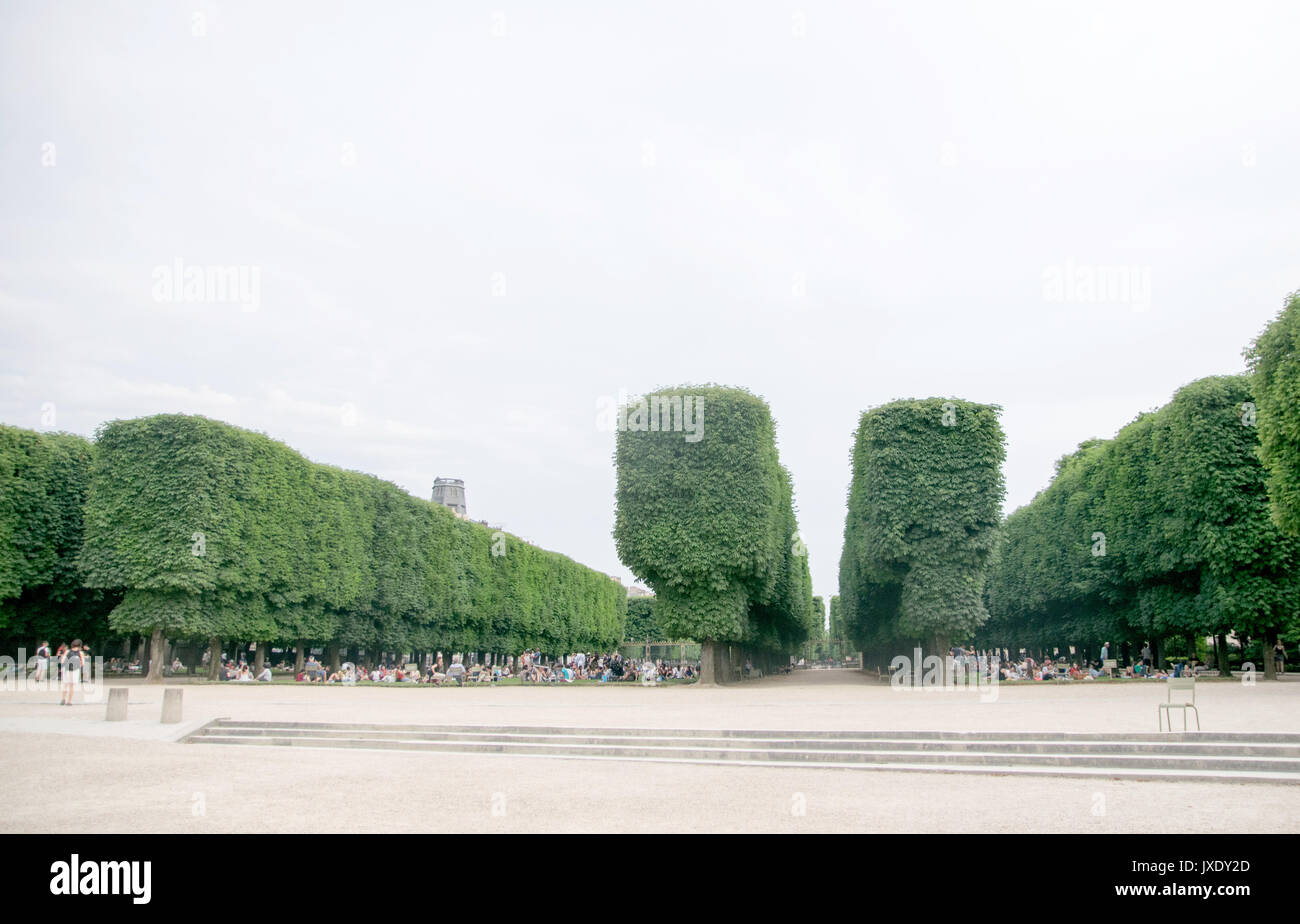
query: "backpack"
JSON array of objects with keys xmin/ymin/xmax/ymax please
[{"xmin": 65, "ymin": 651, "xmax": 82, "ymax": 671}]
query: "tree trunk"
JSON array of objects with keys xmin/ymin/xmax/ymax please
[
  {"xmin": 295, "ymin": 640, "xmax": 306, "ymax": 674},
  {"xmin": 145, "ymin": 626, "xmax": 165, "ymax": 683},
  {"xmin": 698, "ymin": 641, "xmax": 718, "ymax": 685},
  {"xmin": 932, "ymin": 634, "xmax": 950, "ymax": 685},
  {"xmin": 207, "ymin": 637, "xmax": 222, "ymax": 681},
  {"xmin": 254, "ymin": 644, "xmax": 265, "ymax": 676},
  {"xmin": 327, "ymin": 642, "xmax": 340, "ymax": 674},
  {"xmin": 1215, "ymin": 633, "xmax": 1232, "ymax": 678},
  {"xmin": 1263, "ymin": 627, "xmax": 1278, "ymax": 680}
]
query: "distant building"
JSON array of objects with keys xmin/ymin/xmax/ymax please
[
  {"xmin": 432, "ymin": 477, "xmax": 467, "ymax": 517},
  {"xmin": 626, "ymin": 584, "xmax": 653, "ymax": 598}
]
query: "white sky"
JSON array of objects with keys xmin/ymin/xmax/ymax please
[{"xmin": 3, "ymin": 1, "xmax": 1299, "ymax": 606}]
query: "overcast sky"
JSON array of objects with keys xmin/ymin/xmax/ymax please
[{"xmin": 3, "ymin": 1, "xmax": 1299, "ymax": 609}]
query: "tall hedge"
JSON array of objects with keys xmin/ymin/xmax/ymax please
[
  {"xmin": 78, "ymin": 414, "xmax": 624, "ymax": 665},
  {"xmin": 0, "ymin": 425, "xmax": 118, "ymax": 644},
  {"xmin": 613, "ymin": 385, "xmax": 814, "ymax": 680},
  {"xmin": 981, "ymin": 375, "xmax": 1299, "ymax": 677},
  {"xmin": 838, "ymin": 398, "xmax": 1006, "ymax": 663}
]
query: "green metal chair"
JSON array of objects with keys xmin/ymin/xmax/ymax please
[{"xmin": 1158, "ymin": 677, "xmax": 1200, "ymax": 731}]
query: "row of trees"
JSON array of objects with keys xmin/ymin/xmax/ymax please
[
  {"xmin": 836, "ymin": 293, "xmax": 1300, "ymax": 678},
  {"xmin": 614, "ymin": 386, "xmax": 817, "ymax": 682},
  {"xmin": 4, "ymin": 414, "xmax": 626, "ymax": 679},
  {"xmin": 837, "ymin": 399, "xmax": 1007, "ymax": 668},
  {"xmin": 980, "ymin": 374, "xmax": 1298, "ymax": 677}
]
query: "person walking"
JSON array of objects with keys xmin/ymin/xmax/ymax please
[{"xmin": 33, "ymin": 640, "xmax": 50, "ymax": 685}]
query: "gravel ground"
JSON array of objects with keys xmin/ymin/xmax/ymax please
[{"xmin": 2, "ymin": 670, "xmax": 1297, "ymax": 833}]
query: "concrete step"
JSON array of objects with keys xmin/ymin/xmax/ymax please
[
  {"xmin": 182, "ymin": 720, "xmax": 1300, "ymax": 783},
  {"xmin": 196, "ymin": 724, "xmax": 1300, "ymax": 757},
  {"xmin": 192, "ymin": 720, "xmax": 1300, "ymax": 744}
]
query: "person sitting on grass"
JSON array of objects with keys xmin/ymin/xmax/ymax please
[
  {"xmin": 256, "ymin": 665, "xmax": 273, "ymax": 682},
  {"xmin": 446, "ymin": 657, "xmax": 467, "ymax": 686}
]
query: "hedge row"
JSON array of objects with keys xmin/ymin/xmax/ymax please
[
  {"xmin": 0, "ymin": 426, "xmax": 119, "ymax": 641},
  {"xmin": 979, "ymin": 375, "xmax": 1299, "ymax": 674},
  {"xmin": 613, "ymin": 386, "xmax": 817, "ymax": 664},
  {"xmin": 56, "ymin": 414, "xmax": 624, "ymax": 654}
]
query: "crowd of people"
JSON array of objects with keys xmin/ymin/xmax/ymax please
[
  {"xmin": 945, "ymin": 641, "xmax": 1242, "ymax": 682},
  {"xmin": 197, "ymin": 648, "xmax": 700, "ymax": 686}
]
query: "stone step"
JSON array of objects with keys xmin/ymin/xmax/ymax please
[
  {"xmin": 196, "ymin": 720, "xmax": 1300, "ymax": 744},
  {"xmin": 196, "ymin": 724, "xmax": 1300, "ymax": 757},
  {"xmin": 182, "ymin": 721, "xmax": 1300, "ymax": 782}
]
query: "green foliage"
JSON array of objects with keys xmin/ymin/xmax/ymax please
[
  {"xmin": 1245, "ymin": 290, "xmax": 1300, "ymax": 535},
  {"xmin": 980, "ymin": 439, "xmax": 1116, "ymax": 650},
  {"xmin": 981, "ymin": 376, "xmax": 1300, "ymax": 651},
  {"xmin": 614, "ymin": 385, "xmax": 814, "ymax": 651},
  {"xmin": 0, "ymin": 426, "xmax": 118, "ymax": 641},
  {"xmin": 623, "ymin": 596, "xmax": 658, "ymax": 640},
  {"xmin": 828, "ymin": 595, "xmax": 842, "ymax": 639},
  {"xmin": 79, "ymin": 414, "xmax": 624, "ymax": 651},
  {"xmin": 838, "ymin": 398, "xmax": 1006, "ymax": 654}
]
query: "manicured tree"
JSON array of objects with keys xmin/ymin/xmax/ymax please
[
  {"xmin": 839, "ymin": 398, "xmax": 1006, "ymax": 669},
  {"xmin": 1246, "ymin": 290, "xmax": 1300, "ymax": 535},
  {"xmin": 744, "ymin": 467, "xmax": 816, "ymax": 670},
  {"xmin": 81, "ymin": 416, "xmax": 266, "ymax": 680},
  {"xmin": 614, "ymin": 385, "xmax": 810, "ymax": 682}
]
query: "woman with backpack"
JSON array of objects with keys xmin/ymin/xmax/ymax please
[{"xmin": 60, "ymin": 639, "xmax": 85, "ymax": 705}]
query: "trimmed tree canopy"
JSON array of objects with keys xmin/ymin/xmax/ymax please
[
  {"xmin": 78, "ymin": 414, "xmax": 624, "ymax": 653},
  {"xmin": 838, "ymin": 398, "xmax": 1006, "ymax": 656},
  {"xmin": 613, "ymin": 386, "xmax": 815, "ymax": 652}
]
